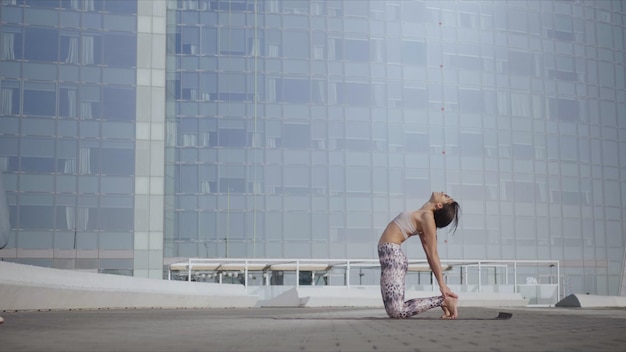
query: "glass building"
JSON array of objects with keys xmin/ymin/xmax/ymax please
[{"xmin": 0, "ymin": 0, "xmax": 625, "ymax": 296}]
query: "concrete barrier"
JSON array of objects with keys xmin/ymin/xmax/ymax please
[
  {"xmin": 0, "ymin": 261, "xmax": 531, "ymax": 311},
  {"xmin": 456, "ymin": 292, "xmax": 528, "ymax": 307},
  {"xmin": 262, "ymin": 286, "xmax": 383, "ymax": 308},
  {"xmin": 0, "ymin": 261, "xmax": 257, "ymax": 311},
  {"xmin": 262, "ymin": 286, "xmax": 528, "ymax": 308},
  {"xmin": 555, "ymin": 293, "xmax": 626, "ymax": 308}
]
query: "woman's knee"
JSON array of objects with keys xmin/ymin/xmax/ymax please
[
  {"xmin": 385, "ymin": 307, "xmax": 405, "ymax": 319},
  {"xmin": 387, "ymin": 312, "xmax": 407, "ymax": 319}
]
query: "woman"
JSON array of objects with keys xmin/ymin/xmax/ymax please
[{"xmin": 378, "ymin": 192, "xmax": 461, "ymax": 319}]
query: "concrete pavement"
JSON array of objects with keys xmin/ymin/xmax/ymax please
[{"xmin": 1, "ymin": 306, "xmax": 626, "ymax": 351}]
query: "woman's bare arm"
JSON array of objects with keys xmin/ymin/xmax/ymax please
[{"xmin": 418, "ymin": 214, "xmax": 457, "ymax": 298}]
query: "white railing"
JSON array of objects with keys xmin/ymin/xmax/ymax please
[{"xmin": 168, "ymin": 258, "xmax": 561, "ymax": 306}]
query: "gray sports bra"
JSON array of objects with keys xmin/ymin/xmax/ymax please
[{"xmin": 392, "ymin": 211, "xmax": 422, "ymax": 240}]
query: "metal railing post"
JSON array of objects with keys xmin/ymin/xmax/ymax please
[
  {"xmin": 478, "ymin": 261, "xmax": 481, "ymax": 293},
  {"xmin": 346, "ymin": 260, "xmax": 350, "ymax": 287},
  {"xmin": 296, "ymin": 260, "xmax": 299, "ymax": 288},
  {"xmin": 188, "ymin": 258, "xmax": 192, "ymax": 282},
  {"xmin": 244, "ymin": 259, "xmax": 248, "ymax": 292},
  {"xmin": 556, "ymin": 260, "xmax": 561, "ymax": 302},
  {"xmin": 513, "ymin": 261, "xmax": 517, "ymax": 294}
]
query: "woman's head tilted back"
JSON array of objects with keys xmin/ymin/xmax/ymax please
[{"xmin": 433, "ymin": 201, "xmax": 461, "ymax": 232}]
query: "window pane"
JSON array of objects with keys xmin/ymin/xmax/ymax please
[
  {"xmin": 283, "ymin": 124, "xmax": 310, "ymax": 149},
  {"xmin": 19, "ymin": 206, "xmax": 55, "ymax": 229},
  {"xmin": 104, "ymin": 0, "xmax": 137, "ymax": 14},
  {"xmin": 21, "ymin": 137, "xmax": 55, "ymax": 157},
  {"xmin": 404, "ymin": 88, "xmax": 427, "ymax": 109},
  {"xmin": 201, "ymin": 27, "xmax": 217, "ymax": 55},
  {"xmin": 82, "ymin": 34, "xmax": 103, "ymax": 65},
  {"xmin": 22, "ymin": 118, "xmax": 55, "ymax": 136},
  {"xmin": 99, "ymin": 208, "xmax": 133, "ymax": 231},
  {"xmin": 24, "ymin": 0, "xmax": 59, "ymax": 9},
  {"xmin": 220, "ymin": 28, "xmax": 245, "ymax": 55},
  {"xmin": 404, "ymin": 41, "xmax": 426, "ymax": 65},
  {"xmin": 103, "ymin": 86, "xmax": 135, "ymax": 120},
  {"xmin": 101, "ymin": 177, "xmax": 133, "ymax": 194},
  {"xmin": 218, "ymin": 129, "xmax": 247, "ymax": 147},
  {"xmin": 283, "ymin": 31, "xmax": 309, "ymax": 59},
  {"xmin": 18, "ymin": 231, "xmax": 53, "ymax": 249},
  {"xmin": 100, "ymin": 232, "xmax": 132, "ymax": 250},
  {"xmin": 178, "ymin": 165, "xmax": 198, "ymax": 193},
  {"xmin": 20, "ymin": 156, "xmax": 56, "ymax": 173},
  {"xmin": 0, "ymin": 84, "xmax": 20, "ymax": 115},
  {"xmin": 103, "ymin": 33, "xmax": 136, "ymax": 67},
  {"xmin": 339, "ymin": 82, "xmax": 370, "ymax": 106},
  {"xmin": 94, "ymin": 148, "xmax": 134, "ymax": 176},
  {"xmin": 23, "ymin": 82, "xmax": 55, "ymax": 116},
  {"xmin": 280, "ymin": 78, "xmax": 310, "ymax": 103},
  {"xmin": 549, "ymin": 97, "xmax": 579, "ymax": 121},
  {"xmin": 24, "ymin": 27, "xmax": 58, "ymax": 61}
]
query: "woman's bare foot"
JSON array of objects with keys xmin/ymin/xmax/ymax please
[
  {"xmin": 441, "ymin": 296, "xmax": 458, "ymax": 319},
  {"xmin": 440, "ymin": 306, "xmax": 452, "ymax": 319}
]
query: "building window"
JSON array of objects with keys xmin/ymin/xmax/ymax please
[
  {"xmin": 548, "ymin": 97, "xmax": 579, "ymax": 122},
  {"xmin": 93, "ymin": 148, "xmax": 134, "ymax": 176},
  {"xmin": 103, "ymin": 86, "xmax": 135, "ymax": 120},
  {"xmin": 460, "ymin": 133, "xmax": 484, "ymax": 157},
  {"xmin": 23, "ymin": 82, "xmax": 55, "ymax": 117},
  {"xmin": 99, "ymin": 208, "xmax": 134, "ymax": 231},
  {"xmin": 20, "ymin": 156, "xmax": 56, "ymax": 173},
  {"xmin": 103, "ymin": 33, "xmax": 137, "ymax": 67},
  {"xmin": 283, "ymin": 31, "xmax": 309, "ymax": 59},
  {"xmin": 279, "ymin": 78, "xmax": 310, "ymax": 104},
  {"xmin": 219, "ymin": 177, "xmax": 246, "ymax": 193},
  {"xmin": 220, "ymin": 28, "xmax": 246, "ymax": 55},
  {"xmin": 404, "ymin": 133, "xmax": 428, "ymax": 153},
  {"xmin": 508, "ymin": 51, "xmax": 535, "ymax": 76},
  {"xmin": 344, "ymin": 39, "xmax": 369, "ymax": 62},
  {"xmin": 337, "ymin": 82, "xmax": 370, "ymax": 106},
  {"xmin": 104, "ymin": 0, "xmax": 137, "ymax": 14},
  {"xmin": 403, "ymin": 41, "xmax": 426, "ymax": 66},
  {"xmin": 283, "ymin": 124, "xmax": 310, "ymax": 149},
  {"xmin": 460, "ymin": 89, "xmax": 483, "ymax": 114},
  {"xmin": 24, "ymin": 27, "xmax": 58, "ymax": 62},
  {"xmin": 218, "ymin": 128, "xmax": 247, "ymax": 148},
  {"xmin": 0, "ymin": 82, "xmax": 20, "ymax": 115},
  {"xmin": 512, "ymin": 144, "xmax": 534, "ymax": 160},
  {"xmin": 0, "ymin": 29, "xmax": 22, "ymax": 60},
  {"xmin": 19, "ymin": 206, "xmax": 55, "ymax": 230}
]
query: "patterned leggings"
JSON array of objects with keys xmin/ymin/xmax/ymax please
[{"xmin": 378, "ymin": 242, "xmax": 444, "ymax": 319}]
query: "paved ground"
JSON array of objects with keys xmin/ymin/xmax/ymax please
[{"xmin": 1, "ymin": 306, "xmax": 626, "ymax": 352}]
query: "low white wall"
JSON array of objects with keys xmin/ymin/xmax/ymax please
[
  {"xmin": 0, "ymin": 261, "xmax": 531, "ymax": 311},
  {"xmin": 456, "ymin": 292, "xmax": 529, "ymax": 307},
  {"xmin": 261, "ymin": 286, "xmax": 528, "ymax": 308},
  {"xmin": 0, "ymin": 261, "xmax": 257, "ymax": 311}
]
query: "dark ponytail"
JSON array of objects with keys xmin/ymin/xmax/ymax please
[{"xmin": 433, "ymin": 201, "xmax": 460, "ymax": 233}]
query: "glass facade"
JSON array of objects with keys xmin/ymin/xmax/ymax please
[
  {"xmin": 0, "ymin": 0, "xmax": 145, "ymax": 275},
  {"xmin": 1, "ymin": 0, "xmax": 625, "ymax": 295}
]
